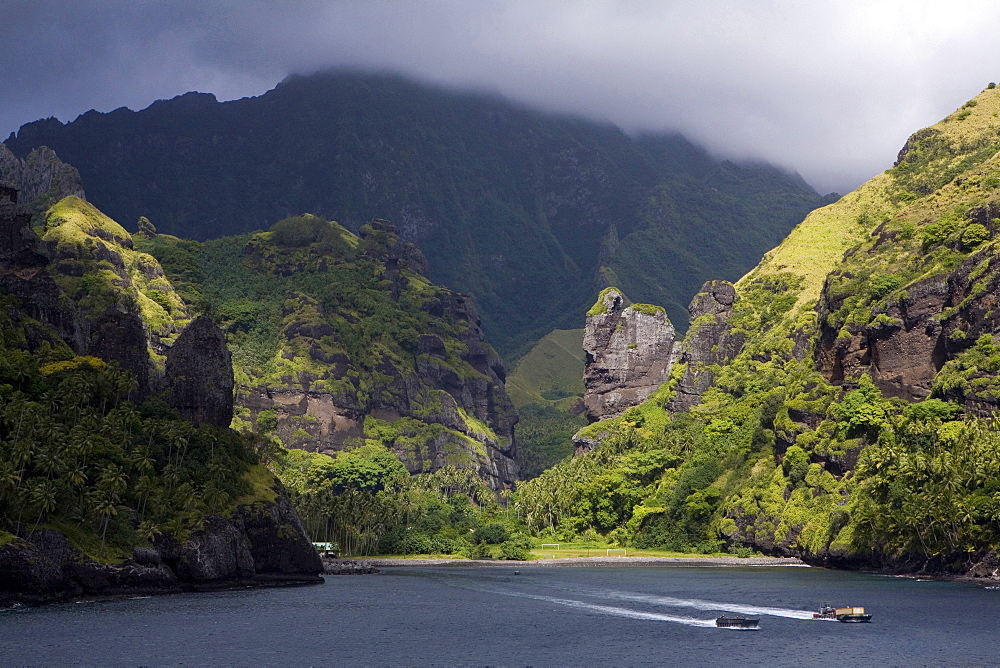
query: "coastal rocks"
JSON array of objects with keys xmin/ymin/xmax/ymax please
[
  {"xmin": 0, "ymin": 494, "xmax": 323, "ymax": 608},
  {"xmin": 582, "ymin": 288, "xmax": 678, "ymax": 422},
  {"xmin": 165, "ymin": 315, "xmax": 235, "ymax": 427},
  {"xmin": 667, "ymin": 281, "xmax": 744, "ymax": 412},
  {"xmin": 231, "ymin": 494, "xmax": 324, "ymax": 579},
  {"xmin": 322, "ymin": 559, "xmax": 380, "ymax": 575}
]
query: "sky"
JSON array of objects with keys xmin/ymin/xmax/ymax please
[{"xmin": 3, "ymin": 0, "xmax": 1000, "ymax": 195}]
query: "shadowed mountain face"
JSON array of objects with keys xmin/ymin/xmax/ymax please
[{"xmin": 5, "ymin": 71, "xmax": 829, "ymax": 355}]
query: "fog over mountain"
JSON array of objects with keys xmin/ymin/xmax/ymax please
[{"xmin": 4, "ymin": 0, "xmax": 1000, "ymax": 194}]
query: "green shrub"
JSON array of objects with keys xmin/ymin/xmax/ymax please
[
  {"xmin": 961, "ymin": 223, "xmax": 990, "ymax": 249},
  {"xmin": 474, "ymin": 523, "xmax": 510, "ymax": 544},
  {"xmin": 903, "ymin": 398, "xmax": 961, "ymax": 422},
  {"xmin": 497, "ymin": 541, "xmax": 530, "ymax": 560},
  {"xmin": 782, "ymin": 445, "xmax": 810, "ymax": 485}
]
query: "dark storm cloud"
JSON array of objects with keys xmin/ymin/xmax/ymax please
[{"xmin": 4, "ymin": 0, "xmax": 1000, "ymax": 194}]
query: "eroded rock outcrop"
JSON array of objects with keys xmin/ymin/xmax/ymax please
[
  {"xmin": 817, "ymin": 274, "xmax": 948, "ymax": 400},
  {"xmin": 815, "ymin": 240, "xmax": 1000, "ymax": 410},
  {"xmin": 582, "ymin": 287, "xmax": 677, "ymax": 422},
  {"xmin": 247, "ymin": 289, "xmax": 519, "ymax": 490},
  {"xmin": 235, "ymin": 219, "xmax": 518, "ymax": 490},
  {"xmin": 667, "ymin": 281, "xmax": 744, "ymax": 412},
  {"xmin": 0, "ymin": 143, "xmax": 85, "ymax": 209},
  {"xmin": 165, "ymin": 315, "xmax": 235, "ymax": 427}
]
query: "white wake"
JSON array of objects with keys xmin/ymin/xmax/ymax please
[{"xmin": 489, "ymin": 589, "xmax": 717, "ymax": 627}]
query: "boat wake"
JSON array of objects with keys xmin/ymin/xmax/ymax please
[
  {"xmin": 484, "ymin": 588, "xmax": 717, "ymax": 627},
  {"xmin": 604, "ymin": 591, "xmax": 816, "ymax": 620}
]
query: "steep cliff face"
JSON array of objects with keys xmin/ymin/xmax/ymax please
[
  {"xmin": 139, "ymin": 215, "xmax": 519, "ymax": 490},
  {"xmin": 0, "ymin": 143, "xmax": 85, "ymax": 213},
  {"xmin": 165, "ymin": 315, "xmax": 234, "ymax": 427},
  {"xmin": 38, "ymin": 196, "xmax": 191, "ymax": 396},
  {"xmin": 667, "ymin": 280, "xmax": 743, "ymax": 412},
  {"xmin": 581, "ymin": 287, "xmax": 677, "ymax": 422},
  {"xmin": 0, "ymin": 191, "xmax": 323, "ymax": 606}
]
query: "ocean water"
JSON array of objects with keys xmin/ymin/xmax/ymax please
[{"xmin": 1, "ymin": 565, "xmax": 997, "ymax": 665}]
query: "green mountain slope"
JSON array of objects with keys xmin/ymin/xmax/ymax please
[
  {"xmin": 515, "ymin": 86, "xmax": 1000, "ymax": 577},
  {"xmin": 505, "ymin": 328, "xmax": 587, "ymax": 479},
  {"xmin": 4, "ymin": 71, "xmax": 829, "ymax": 354},
  {"xmin": 506, "ymin": 328, "xmax": 586, "ymax": 409},
  {"xmin": 137, "ymin": 214, "xmax": 519, "ymax": 489}
]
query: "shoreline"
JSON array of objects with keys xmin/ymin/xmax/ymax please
[
  {"xmin": 328, "ymin": 555, "xmax": 1000, "ymax": 587},
  {"xmin": 341, "ymin": 555, "xmax": 807, "ymax": 568}
]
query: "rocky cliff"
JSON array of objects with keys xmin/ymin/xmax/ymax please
[
  {"xmin": 581, "ymin": 287, "xmax": 677, "ymax": 423},
  {"xmin": 138, "ymin": 215, "xmax": 520, "ymax": 490},
  {"xmin": 0, "ymin": 143, "xmax": 85, "ymax": 214},
  {"xmin": 165, "ymin": 315, "xmax": 234, "ymax": 427},
  {"xmin": 0, "ymin": 489, "xmax": 322, "ymax": 607},
  {"xmin": 0, "ymin": 190, "xmax": 323, "ymax": 606},
  {"xmin": 666, "ymin": 280, "xmax": 743, "ymax": 412}
]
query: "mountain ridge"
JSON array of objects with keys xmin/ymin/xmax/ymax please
[{"xmin": 4, "ymin": 69, "xmax": 830, "ymax": 355}]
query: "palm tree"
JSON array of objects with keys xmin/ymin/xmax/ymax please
[
  {"xmin": 27, "ymin": 478, "xmax": 58, "ymax": 530},
  {"xmin": 91, "ymin": 491, "xmax": 120, "ymax": 557}
]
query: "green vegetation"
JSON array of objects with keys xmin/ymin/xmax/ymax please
[
  {"xmin": 505, "ymin": 328, "xmax": 587, "ymax": 479},
  {"xmin": 508, "ymin": 87, "xmax": 1000, "ymax": 569},
  {"xmin": 139, "ymin": 215, "xmax": 503, "ymax": 458},
  {"xmin": 43, "ymin": 197, "xmax": 190, "ymax": 364},
  {"xmin": 0, "ymin": 338, "xmax": 270, "ymax": 561},
  {"xmin": 275, "ymin": 448, "xmax": 531, "ymax": 558}
]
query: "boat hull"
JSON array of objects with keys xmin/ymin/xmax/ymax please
[
  {"xmin": 715, "ymin": 616, "xmax": 759, "ymax": 628},
  {"xmin": 837, "ymin": 614, "xmax": 873, "ymax": 623}
]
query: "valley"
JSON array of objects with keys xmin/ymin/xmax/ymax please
[{"xmin": 3, "ymin": 73, "xmax": 1000, "ymax": 608}]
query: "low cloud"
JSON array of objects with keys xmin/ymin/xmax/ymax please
[{"xmin": 4, "ymin": 0, "xmax": 1000, "ymax": 193}]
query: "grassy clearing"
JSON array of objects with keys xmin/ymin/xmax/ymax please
[{"xmin": 527, "ymin": 545, "xmax": 749, "ymax": 560}]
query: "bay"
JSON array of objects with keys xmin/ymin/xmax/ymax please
[{"xmin": 1, "ymin": 565, "xmax": 997, "ymax": 665}]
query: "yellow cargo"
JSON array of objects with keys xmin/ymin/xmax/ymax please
[{"xmin": 835, "ymin": 607, "xmax": 865, "ymax": 615}]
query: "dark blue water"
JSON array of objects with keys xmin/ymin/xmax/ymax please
[{"xmin": 2, "ymin": 566, "xmax": 997, "ymax": 665}]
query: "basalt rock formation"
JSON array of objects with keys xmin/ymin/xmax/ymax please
[
  {"xmin": 581, "ymin": 287, "xmax": 677, "ymax": 423},
  {"xmin": 165, "ymin": 315, "xmax": 235, "ymax": 427},
  {"xmin": 0, "ymin": 143, "xmax": 85, "ymax": 213},
  {"xmin": 817, "ymin": 238, "xmax": 1000, "ymax": 412},
  {"xmin": 667, "ymin": 280, "xmax": 743, "ymax": 412}
]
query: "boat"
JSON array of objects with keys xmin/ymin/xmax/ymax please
[
  {"xmin": 715, "ymin": 615, "xmax": 759, "ymax": 628},
  {"xmin": 813, "ymin": 604, "xmax": 873, "ymax": 623}
]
